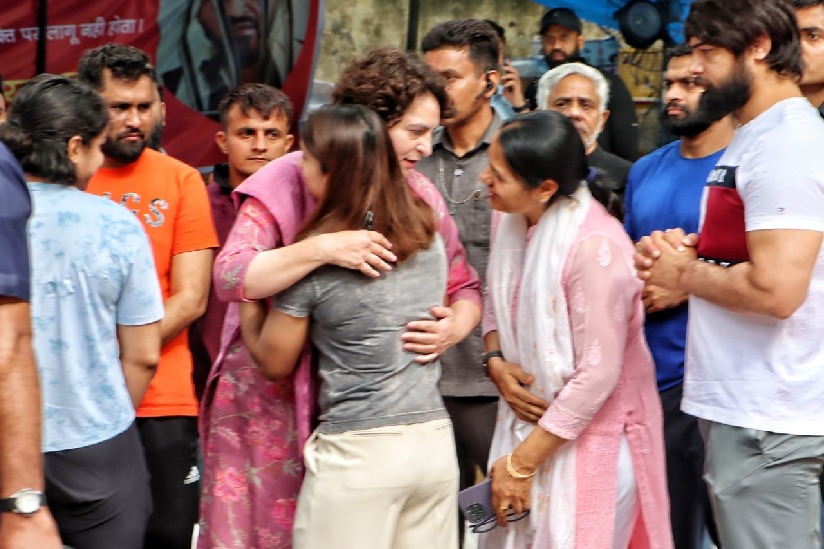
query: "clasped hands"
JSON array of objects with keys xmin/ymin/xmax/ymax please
[{"xmin": 634, "ymin": 228, "xmax": 698, "ymax": 294}]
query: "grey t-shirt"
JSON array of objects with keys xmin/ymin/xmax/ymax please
[{"xmin": 275, "ymin": 235, "xmax": 449, "ymax": 434}]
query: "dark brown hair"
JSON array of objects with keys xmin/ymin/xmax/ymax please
[
  {"xmin": 217, "ymin": 83, "xmax": 294, "ymax": 128},
  {"xmin": 666, "ymin": 42, "xmax": 693, "ymax": 63},
  {"xmin": 499, "ymin": 111, "xmax": 624, "ymax": 220},
  {"xmin": 0, "ymin": 74, "xmax": 108, "ymax": 186},
  {"xmin": 685, "ymin": 0, "xmax": 803, "ymax": 80},
  {"xmin": 421, "ymin": 18, "xmax": 501, "ymax": 73},
  {"xmin": 792, "ymin": 0, "xmax": 824, "ymax": 8},
  {"xmin": 332, "ymin": 48, "xmax": 453, "ymax": 127},
  {"xmin": 298, "ymin": 105, "xmax": 436, "ymax": 262},
  {"xmin": 78, "ymin": 43, "xmax": 161, "ymax": 91}
]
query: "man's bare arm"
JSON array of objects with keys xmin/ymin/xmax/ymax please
[
  {"xmin": 643, "ymin": 228, "xmax": 822, "ymax": 319},
  {"xmin": 161, "ymin": 249, "xmax": 213, "ymax": 345},
  {"xmin": 0, "ymin": 298, "xmax": 61, "ymax": 548}
]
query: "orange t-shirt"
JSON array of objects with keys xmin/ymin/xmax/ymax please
[{"xmin": 87, "ymin": 148, "xmax": 218, "ymax": 417}]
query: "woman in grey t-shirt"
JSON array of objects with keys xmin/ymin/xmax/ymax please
[{"xmin": 242, "ymin": 104, "xmax": 458, "ymax": 548}]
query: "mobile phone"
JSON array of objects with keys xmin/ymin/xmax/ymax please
[
  {"xmin": 458, "ymin": 479, "xmax": 494, "ymax": 525},
  {"xmin": 362, "ymin": 210, "xmax": 374, "ymax": 230}
]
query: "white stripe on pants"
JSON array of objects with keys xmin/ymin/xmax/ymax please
[{"xmin": 293, "ymin": 418, "xmax": 459, "ymax": 549}]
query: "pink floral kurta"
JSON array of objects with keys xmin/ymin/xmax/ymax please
[{"xmin": 198, "ymin": 152, "xmax": 481, "ymax": 548}]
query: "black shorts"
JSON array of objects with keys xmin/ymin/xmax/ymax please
[{"xmin": 45, "ymin": 422, "xmax": 152, "ymax": 549}]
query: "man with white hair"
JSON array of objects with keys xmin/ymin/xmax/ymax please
[{"xmin": 539, "ymin": 62, "xmax": 632, "ymax": 194}]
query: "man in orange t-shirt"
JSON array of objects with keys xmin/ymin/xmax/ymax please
[{"xmin": 79, "ymin": 44, "xmax": 217, "ymax": 549}]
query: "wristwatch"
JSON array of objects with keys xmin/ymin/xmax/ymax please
[
  {"xmin": 0, "ymin": 488, "xmax": 45, "ymax": 516},
  {"xmin": 481, "ymin": 350, "xmax": 504, "ymax": 377},
  {"xmin": 512, "ymin": 103, "xmax": 530, "ymax": 113}
]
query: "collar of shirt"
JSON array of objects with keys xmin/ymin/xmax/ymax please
[
  {"xmin": 432, "ymin": 111, "xmax": 505, "ymax": 157},
  {"xmin": 212, "ymin": 163, "xmax": 232, "ymax": 195}
]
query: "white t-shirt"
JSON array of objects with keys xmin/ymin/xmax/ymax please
[{"xmin": 683, "ymin": 97, "xmax": 824, "ymax": 435}]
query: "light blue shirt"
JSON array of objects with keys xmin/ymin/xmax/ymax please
[
  {"xmin": 27, "ymin": 183, "xmax": 164, "ymax": 452},
  {"xmin": 491, "ymin": 88, "xmax": 517, "ymax": 121}
]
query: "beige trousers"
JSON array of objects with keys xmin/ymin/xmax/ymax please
[{"xmin": 293, "ymin": 418, "xmax": 459, "ymax": 549}]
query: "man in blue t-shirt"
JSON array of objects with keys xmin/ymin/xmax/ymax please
[
  {"xmin": 624, "ymin": 44, "xmax": 733, "ymax": 549},
  {"xmin": 0, "ymin": 142, "xmax": 62, "ymax": 546}
]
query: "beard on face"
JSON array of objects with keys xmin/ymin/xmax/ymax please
[
  {"xmin": 545, "ymin": 48, "xmax": 583, "ymax": 69},
  {"xmin": 147, "ymin": 122, "xmax": 164, "ymax": 151},
  {"xmin": 102, "ymin": 129, "xmax": 148, "ymax": 164},
  {"xmin": 695, "ymin": 59, "xmax": 753, "ymax": 124},
  {"xmin": 663, "ymin": 100, "xmax": 717, "ymax": 138}
]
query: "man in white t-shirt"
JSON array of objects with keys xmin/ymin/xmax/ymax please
[{"xmin": 634, "ymin": 0, "xmax": 824, "ymax": 547}]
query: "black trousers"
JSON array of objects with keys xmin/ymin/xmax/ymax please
[
  {"xmin": 660, "ymin": 383, "xmax": 721, "ymax": 549},
  {"xmin": 137, "ymin": 416, "xmax": 200, "ymax": 549},
  {"xmin": 45, "ymin": 423, "xmax": 152, "ymax": 549},
  {"xmin": 443, "ymin": 395, "xmax": 498, "ymax": 543}
]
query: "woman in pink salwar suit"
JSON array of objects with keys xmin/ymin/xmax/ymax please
[
  {"xmin": 197, "ymin": 49, "xmax": 482, "ymax": 549},
  {"xmin": 479, "ymin": 111, "xmax": 673, "ymax": 549}
]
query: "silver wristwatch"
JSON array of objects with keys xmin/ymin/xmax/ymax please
[{"xmin": 0, "ymin": 488, "xmax": 45, "ymax": 516}]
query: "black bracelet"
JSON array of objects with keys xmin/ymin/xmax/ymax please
[
  {"xmin": 481, "ymin": 350, "xmax": 504, "ymax": 366},
  {"xmin": 512, "ymin": 103, "xmax": 530, "ymax": 113},
  {"xmin": 481, "ymin": 350, "xmax": 504, "ymax": 377}
]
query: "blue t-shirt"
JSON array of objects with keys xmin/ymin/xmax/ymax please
[
  {"xmin": 27, "ymin": 183, "xmax": 164, "ymax": 452},
  {"xmin": 623, "ymin": 140, "xmax": 725, "ymax": 391},
  {"xmin": 0, "ymin": 143, "xmax": 31, "ymax": 301}
]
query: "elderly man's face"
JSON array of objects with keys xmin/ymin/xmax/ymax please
[{"xmin": 546, "ymin": 74, "xmax": 608, "ymax": 153}]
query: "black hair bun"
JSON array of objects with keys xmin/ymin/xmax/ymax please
[{"xmin": 0, "ymin": 121, "xmax": 34, "ymax": 158}]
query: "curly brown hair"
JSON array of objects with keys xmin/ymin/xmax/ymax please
[{"xmin": 332, "ymin": 47, "xmax": 453, "ymax": 126}]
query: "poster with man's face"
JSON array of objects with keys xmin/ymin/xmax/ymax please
[
  {"xmin": 0, "ymin": 0, "xmax": 323, "ymax": 167},
  {"xmin": 157, "ymin": 0, "xmax": 311, "ymax": 116}
]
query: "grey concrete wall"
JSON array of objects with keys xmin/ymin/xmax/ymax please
[
  {"xmin": 313, "ymin": 0, "xmax": 666, "ymax": 154},
  {"xmin": 315, "ymin": 0, "xmax": 545, "ymax": 84}
]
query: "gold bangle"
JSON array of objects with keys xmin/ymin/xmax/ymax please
[{"xmin": 505, "ymin": 453, "xmax": 536, "ymax": 479}]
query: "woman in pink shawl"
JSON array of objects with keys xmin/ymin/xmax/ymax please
[
  {"xmin": 197, "ymin": 48, "xmax": 482, "ymax": 548},
  {"xmin": 479, "ymin": 111, "xmax": 672, "ymax": 548}
]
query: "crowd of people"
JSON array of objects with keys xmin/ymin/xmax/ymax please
[{"xmin": 1, "ymin": 0, "xmax": 824, "ymax": 548}]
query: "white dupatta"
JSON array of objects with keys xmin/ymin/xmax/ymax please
[{"xmin": 481, "ymin": 184, "xmax": 591, "ymax": 549}]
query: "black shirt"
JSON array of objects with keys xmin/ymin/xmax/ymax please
[
  {"xmin": 588, "ymin": 146, "xmax": 632, "ymax": 194},
  {"xmin": 526, "ymin": 65, "xmax": 639, "ymax": 162}
]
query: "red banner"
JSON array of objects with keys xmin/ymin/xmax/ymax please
[{"xmin": 0, "ymin": 0, "xmax": 324, "ymax": 168}]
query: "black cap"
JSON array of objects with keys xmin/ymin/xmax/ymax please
[{"xmin": 540, "ymin": 8, "xmax": 582, "ymax": 35}]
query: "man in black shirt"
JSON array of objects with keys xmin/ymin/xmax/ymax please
[
  {"xmin": 524, "ymin": 8, "xmax": 639, "ymax": 161},
  {"xmin": 539, "ymin": 62, "xmax": 632, "ymax": 194}
]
